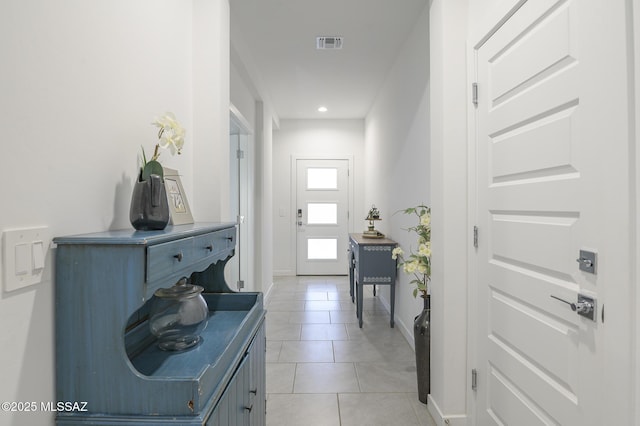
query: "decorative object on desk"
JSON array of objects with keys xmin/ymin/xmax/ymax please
[
  {"xmin": 391, "ymin": 204, "xmax": 431, "ymax": 403},
  {"xmin": 163, "ymin": 167, "xmax": 194, "ymax": 225},
  {"xmin": 391, "ymin": 205, "xmax": 431, "ymax": 297},
  {"xmin": 129, "ymin": 112, "xmax": 185, "ymax": 230},
  {"xmin": 149, "ymin": 277, "xmax": 208, "ymax": 351},
  {"xmin": 413, "ymin": 294, "xmax": 430, "ymax": 403},
  {"xmin": 363, "ymin": 204, "xmax": 385, "ymax": 238},
  {"xmin": 129, "ymin": 174, "xmax": 170, "ymax": 231}
]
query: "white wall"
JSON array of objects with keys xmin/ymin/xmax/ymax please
[
  {"xmin": 364, "ymin": 3, "xmax": 430, "ymax": 350},
  {"xmin": 272, "ymin": 119, "xmax": 366, "ymax": 275},
  {"xmin": 192, "ymin": 0, "xmax": 231, "ymax": 222},
  {"xmin": 231, "ymin": 59, "xmax": 258, "ymax": 292},
  {"xmin": 0, "ymin": 1, "xmax": 229, "ymax": 425},
  {"xmin": 632, "ymin": 0, "xmax": 640, "ymax": 421},
  {"xmin": 231, "ymin": 61, "xmax": 257, "ymax": 131},
  {"xmin": 230, "ymin": 11, "xmax": 282, "ymax": 295},
  {"xmin": 255, "ymin": 102, "xmax": 275, "ymax": 292},
  {"xmin": 428, "ymin": 0, "xmax": 469, "ymax": 424}
]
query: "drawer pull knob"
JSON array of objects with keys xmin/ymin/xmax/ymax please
[
  {"xmin": 174, "ymin": 252, "xmax": 183, "ymax": 262},
  {"xmin": 206, "ymin": 244, "xmax": 213, "ymax": 252}
]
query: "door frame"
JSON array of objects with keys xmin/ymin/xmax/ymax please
[
  {"xmin": 230, "ymin": 104, "xmax": 253, "ymax": 291},
  {"xmin": 290, "ymin": 155, "xmax": 354, "ymax": 275},
  {"xmin": 466, "ymin": 1, "xmax": 637, "ymax": 424},
  {"xmin": 633, "ymin": 1, "xmax": 640, "ymax": 420}
]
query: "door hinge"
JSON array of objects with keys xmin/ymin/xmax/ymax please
[
  {"xmin": 237, "ymin": 280, "xmax": 245, "ymax": 290},
  {"xmin": 473, "ymin": 226, "xmax": 479, "ymax": 248},
  {"xmin": 472, "ymin": 82, "xmax": 479, "ymax": 107},
  {"xmin": 471, "ymin": 368, "xmax": 478, "ymax": 391},
  {"xmin": 237, "ymin": 149, "xmax": 245, "ymax": 159}
]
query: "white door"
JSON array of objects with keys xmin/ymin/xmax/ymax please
[
  {"xmin": 473, "ymin": 1, "xmax": 631, "ymax": 425},
  {"xmin": 228, "ymin": 126, "xmax": 250, "ymax": 291},
  {"xmin": 296, "ymin": 159, "xmax": 349, "ymax": 275},
  {"xmin": 228, "ymin": 133, "xmax": 241, "ymax": 290}
]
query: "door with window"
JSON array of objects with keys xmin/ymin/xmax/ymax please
[
  {"xmin": 473, "ymin": 1, "xmax": 631, "ymax": 425},
  {"xmin": 296, "ymin": 159, "xmax": 349, "ymax": 275}
]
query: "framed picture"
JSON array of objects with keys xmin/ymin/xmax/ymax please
[{"xmin": 163, "ymin": 167, "xmax": 194, "ymax": 225}]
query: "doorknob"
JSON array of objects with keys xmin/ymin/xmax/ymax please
[
  {"xmin": 550, "ymin": 294, "xmax": 597, "ymax": 321},
  {"xmin": 576, "ymin": 249, "xmax": 597, "ymax": 274}
]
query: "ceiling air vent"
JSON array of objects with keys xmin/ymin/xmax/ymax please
[{"xmin": 316, "ymin": 36, "xmax": 343, "ymax": 50}]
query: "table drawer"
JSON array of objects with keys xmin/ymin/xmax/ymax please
[
  {"xmin": 146, "ymin": 237, "xmax": 196, "ymax": 284},
  {"xmin": 194, "ymin": 228, "xmax": 235, "ymax": 259},
  {"xmin": 146, "ymin": 228, "xmax": 236, "ymax": 286}
]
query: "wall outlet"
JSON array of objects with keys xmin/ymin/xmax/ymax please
[{"xmin": 2, "ymin": 226, "xmax": 51, "ymax": 292}]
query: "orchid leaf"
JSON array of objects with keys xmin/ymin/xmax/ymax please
[{"xmin": 141, "ymin": 160, "xmax": 164, "ymax": 181}]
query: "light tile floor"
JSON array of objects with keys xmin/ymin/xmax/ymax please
[{"xmin": 265, "ymin": 275, "xmax": 436, "ymax": 426}]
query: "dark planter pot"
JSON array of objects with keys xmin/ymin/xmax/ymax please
[
  {"xmin": 129, "ymin": 174, "xmax": 169, "ymax": 231},
  {"xmin": 414, "ymin": 295, "xmax": 430, "ymax": 404}
]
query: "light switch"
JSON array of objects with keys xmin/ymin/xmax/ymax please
[
  {"xmin": 32, "ymin": 241, "xmax": 45, "ymax": 270},
  {"xmin": 2, "ymin": 226, "xmax": 51, "ymax": 292},
  {"xmin": 15, "ymin": 244, "xmax": 29, "ymax": 275}
]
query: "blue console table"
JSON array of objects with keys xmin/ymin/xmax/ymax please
[
  {"xmin": 348, "ymin": 233, "xmax": 398, "ymax": 328},
  {"xmin": 54, "ymin": 223, "xmax": 266, "ymax": 425}
]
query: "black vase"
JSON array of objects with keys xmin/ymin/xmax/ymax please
[
  {"xmin": 129, "ymin": 174, "xmax": 170, "ymax": 231},
  {"xmin": 414, "ymin": 295, "xmax": 430, "ymax": 404}
]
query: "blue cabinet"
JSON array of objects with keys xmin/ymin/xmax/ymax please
[
  {"xmin": 208, "ymin": 323, "xmax": 265, "ymax": 426},
  {"xmin": 54, "ymin": 223, "xmax": 266, "ymax": 425},
  {"xmin": 348, "ymin": 233, "xmax": 398, "ymax": 328}
]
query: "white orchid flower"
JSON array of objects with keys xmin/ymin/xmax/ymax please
[
  {"xmin": 418, "ymin": 243, "xmax": 431, "ymax": 258},
  {"xmin": 151, "ymin": 112, "xmax": 186, "ymax": 159},
  {"xmin": 404, "ymin": 260, "xmax": 419, "ymax": 273},
  {"xmin": 392, "ymin": 247, "xmax": 404, "ymax": 260},
  {"xmin": 420, "ymin": 213, "xmax": 431, "ymax": 227}
]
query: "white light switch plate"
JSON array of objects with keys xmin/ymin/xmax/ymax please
[{"xmin": 2, "ymin": 227, "xmax": 51, "ymax": 292}]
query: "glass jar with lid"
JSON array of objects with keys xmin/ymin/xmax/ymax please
[{"xmin": 149, "ymin": 277, "xmax": 209, "ymax": 351}]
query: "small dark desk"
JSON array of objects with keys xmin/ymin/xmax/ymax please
[{"xmin": 348, "ymin": 233, "xmax": 398, "ymax": 328}]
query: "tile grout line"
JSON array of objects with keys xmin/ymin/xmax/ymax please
[
  {"xmin": 353, "ymin": 360, "xmax": 362, "ymax": 393},
  {"xmin": 336, "ymin": 393, "xmax": 343, "ymax": 426},
  {"xmin": 291, "ymin": 362, "xmax": 298, "ymax": 394}
]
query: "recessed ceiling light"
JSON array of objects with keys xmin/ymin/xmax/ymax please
[{"xmin": 318, "ymin": 106, "xmax": 328, "ymax": 113}]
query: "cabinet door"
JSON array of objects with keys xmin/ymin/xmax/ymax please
[
  {"xmin": 249, "ymin": 324, "xmax": 266, "ymax": 426},
  {"xmin": 207, "ymin": 355, "xmax": 250, "ymax": 426},
  {"xmin": 207, "ymin": 323, "xmax": 265, "ymax": 426}
]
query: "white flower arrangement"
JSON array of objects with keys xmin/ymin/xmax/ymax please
[
  {"xmin": 139, "ymin": 112, "xmax": 185, "ymax": 181},
  {"xmin": 151, "ymin": 112, "xmax": 185, "ymax": 157},
  {"xmin": 392, "ymin": 205, "xmax": 431, "ymax": 298}
]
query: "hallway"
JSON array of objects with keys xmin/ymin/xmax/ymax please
[{"xmin": 264, "ymin": 276, "xmax": 436, "ymax": 426}]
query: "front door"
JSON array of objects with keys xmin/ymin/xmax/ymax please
[
  {"xmin": 296, "ymin": 158, "xmax": 349, "ymax": 275},
  {"xmin": 473, "ymin": 1, "xmax": 631, "ymax": 424}
]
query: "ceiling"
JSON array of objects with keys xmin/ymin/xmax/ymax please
[{"xmin": 230, "ymin": 0, "xmax": 429, "ymax": 120}]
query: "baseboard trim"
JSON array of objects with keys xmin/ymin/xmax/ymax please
[
  {"xmin": 263, "ymin": 281, "xmax": 274, "ymax": 305},
  {"xmin": 378, "ymin": 295, "xmax": 467, "ymax": 426},
  {"xmin": 427, "ymin": 395, "xmax": 467, "ymax": 426},
  {"xmin": 377, "ymin": 294, "xmax": 415, "ymax": 349}
]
